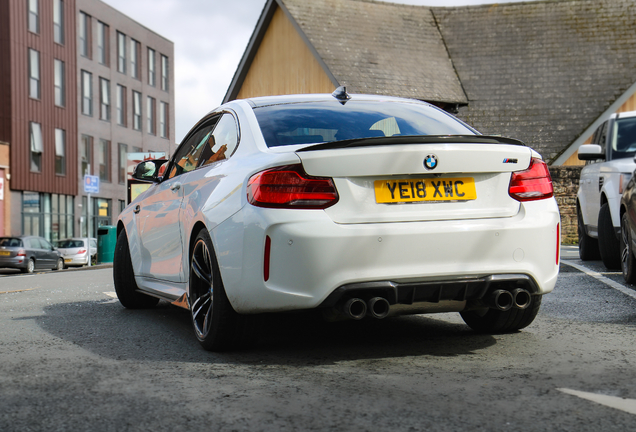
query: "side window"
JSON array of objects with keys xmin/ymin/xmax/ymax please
[
  {"xmin": 31, "ymin": 238, "xmax": 43, "ymax": 249},
  {"xmin": 198, "ymin": 113, "xmax": 239, "ymax": 167},
  {"xmin": 597, "ymin": 121, "xmax": 608, "ymax": 154},
  {"xmin": 41, "ymin": 239, "xmax": 53, "ymax": 250},
  {"xmin": 165, "ymin": 117, "xmax": 220, "ymax": 179}
]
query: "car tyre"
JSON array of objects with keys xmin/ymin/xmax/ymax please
[
  {"xmin": 21, "ymin": 258, "xmax": 35, "ymax": 274},
  {"xmin": 53, "ymin": 258, "xmax": 64, "ymax": 271},
  {"xmin": 598, "ymin": 203, "xmax": 621, "ymax": 270},
  {"xmin": 189, "ymin": 228, "xmax": 258, "ymax": 351},
  {"xmin": 113, "ymin": 229, "xmax": 160, "ymax": 309},
  {"xmin": 620, "ymin": 212, "xmax": 636, "ymax": 284},
  {"xmin": 578, "ymin": 204, "xmax": 601, "ymax": 261},
  {"xmin": 460, "ymin": 295, "xmax": 542, "ymax": 333}
]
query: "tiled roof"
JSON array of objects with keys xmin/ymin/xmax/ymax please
[
  {"xmin": 433, "ymin": 0, "xmax": 636, "ymax": 162},
  {"xmin": 281, "ymin": 0, "xmax": 468, "ymax": 104},
  {"xmin": 227, "ymin": 0, "xmax": 636, "ymax": 163}
]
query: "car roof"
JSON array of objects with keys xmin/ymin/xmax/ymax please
[
  {"xmin": 615, "ymin": 110, "xmax": 636, "ymax": 120},
  {"xmin": 244, "ymin": 93, "xmax": 429, "ymax": 108}
]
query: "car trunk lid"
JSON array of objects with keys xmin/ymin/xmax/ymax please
[{"xmin": 295, "ymin": 137, "xmax": 533, "ymax": 224}]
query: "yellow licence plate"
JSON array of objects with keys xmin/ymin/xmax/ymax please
[
  {"xmin": 64, "ymin": 259, "xmax": 72, "ymax": 263},
  {"xmin": 374, "ymin": 177, "xmax": 477, "ymax": 203},
  {"xmin": 0, "ymin": 251, "xmax": 10, "ymax": 256}
]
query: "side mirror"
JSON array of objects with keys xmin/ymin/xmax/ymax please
[
  {"xmin": 578, "ymin": 144, "xmax": 605, "ymax": 161},
  {"xmin": 132, "ymin": 159, "xmax": 168, "ymax": 183}
]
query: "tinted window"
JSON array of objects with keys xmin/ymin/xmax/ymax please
[
  {"xmin": 0, "ymin": 238, "xmax": 23, "ymax": 247},
  {"xmin": 58, "ymin": 240, "xmax": 84, "ymax": 248},
  {"xmin": 253, "ymin": 100, "xmax": 476, "ymax": 148},
  {"xmin": 166, "ymin": 117, "xmax": 219, "ymax": 179},
  {"xmin": 609, "ymin": 117, "xmax": 636, "ymax": 160},
  {"xmin": 197, "ymin": 113, "xmax": 238, "ymax": 167}
]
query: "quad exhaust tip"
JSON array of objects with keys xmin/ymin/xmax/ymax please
[
  {"xmin": 487, "ymin": 288, "xmax": 532, "ymax": 311},
  {"xmin": 367, "ymin": 297, "xmax": 390, "ymax": 319},
  {"xmin": 343, "ymin": 298, "xmax": 367, "ymax": 320},
  {"xmin": 511, "ymin": 288, "xmax": 531, "ymax": 310}
]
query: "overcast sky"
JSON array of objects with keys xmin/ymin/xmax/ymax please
[{"xmin": 101, "ymin": 0, "xmax": 536, "ymax": 142}]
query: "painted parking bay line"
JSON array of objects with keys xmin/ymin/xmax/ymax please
[
  {"xmin": 561, "ymin": 260, "xmax": 636, "ymax": 301},
  {"xmin": 558, "ymin": 388, "xmax": 636, "ymax": 415}
]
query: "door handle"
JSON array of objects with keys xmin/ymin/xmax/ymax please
[
  {"xmin": 171, "ymin": 183, "xmax": 181, "ymax": 191},
  {"xmin": 133, "ymin": 204, "xmax": 141, "ymax": 214}
]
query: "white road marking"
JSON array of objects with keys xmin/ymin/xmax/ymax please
[
  {"xmin": 104, "ymin": 291, "xmax": 118, "ymax": 299},
  {"xmin": 558, "ymin": 388, "xmax": 636, "ymax": 415},
  {"xmin": 561, "ymin": 260, "xmax": 636, "ymax": 301}
]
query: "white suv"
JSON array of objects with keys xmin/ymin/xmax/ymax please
[{"xmin": 577, "ymin": 110, "xmax": 636, "ymax": 269}]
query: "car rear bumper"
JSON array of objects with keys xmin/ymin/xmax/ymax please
[
  {"xmin": 212, "ymin": 199, "xmax": 560, "ymax": 314},
  {"xmin": 61, "ymin": 254, "xmax": 89, "ymax": 266},
  {"xmin": 0, "ymin": 257, "xmax": 27, "ymax": 270}
]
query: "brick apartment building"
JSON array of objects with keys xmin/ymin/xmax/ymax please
[{"xmin": 0, "ymin": 0, "xmax": 175, "ymax": 240}]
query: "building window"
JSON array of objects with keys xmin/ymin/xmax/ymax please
[
  {"xmin": 79, "ymin": 12, "xmax": 91, "ymax": 58},
  {"xmin": 116, "ymin": 85, "xmax": 126, "ymax": 126},
  {"xmin": 147, "ymin": 97, "xmax": 155, "ymax": 135},
  {"xmin": 98, "ymin": 139, "xmax": 111, "ymax": 182},
  {"xmin": 130, "ymin": 39, "xmax": 140, "ymax": 79},
  {"xmin": 117, "ymin": 32, "xmax": 126, "ymax": 74},
  {"xmin": 29, "ymin": 49, "xmax": 40, "ymax": 99},
  {"xmin": 54, "ymin": 59, "xmax": 65, "ymax": 107},
  {"xmin": 81, "ymin": 70, "xmax": 92, "ymax": 116},
  {"xmin": 148, "ymin": 48, "xmax": 156, "ymax": 86},
  {"xmin": 133, "ymin": 91, "xmax": 142, "ymax": 131},
  {"xmin": 100, "ymin": 78, "xmax": 110, "ymax": 121},
  {"xmin": 22, "ymin": 193, "xmax": 74, "ymax": 241},
  {"xmin": 119, "ymin": 199, "xmax": 126, "ymax": 213},
  {"xmin": 161, "ymin": 55, "xmax": 169, "ymax": 91},
  {"xmin": 118, "ymin": 143, "xmax": 128, "ymax": 184},
  {"xmin": 96, "ymin": 21, "xmax": 109, "ymax": 65},
  {"xmin": 55, "ymin": 128, "xmax": 66, "ymax": 175},
  {"xmin": 159, "ymin": 102, "xmax": 168, "ymax": 138},
  {"xmin": 28, "ymin": 0, "xmax": 39, "ymax": 34},
  {"xmin": 53, "ymin": 0, "xmax": 64, "ymax": 44},
  {"xmin": 81, "ymin": 135, "xmax": 93, "ymax": 176},
  {"xmin": 30, "ymin": 122, "xmax": 43, "ymax": 172}
]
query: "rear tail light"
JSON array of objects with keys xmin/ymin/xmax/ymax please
[
  {"xmin": 78, "ymin": 249, "xmax": 87, "ymax": 254},
  {"xmin": 247, "ymin": 164, "xmax": 339, "ymax": 209},
  {"xmin": 17, "ymin": 250, "xmax": 26, "ymax": 257},
  {"xmin": 509, "ymin": 158, "xmax": 554, "ymax": 202}
]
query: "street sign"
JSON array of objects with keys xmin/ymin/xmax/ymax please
[{"xmin": 84, "ymin": 175, "xmax": 100, "ymax": 194}]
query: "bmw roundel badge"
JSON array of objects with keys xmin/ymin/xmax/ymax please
[{"xmin": 424, "ymin": 154, "xmax": 438, "ymax": 170}]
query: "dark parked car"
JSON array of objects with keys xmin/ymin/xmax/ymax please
[{"xmin": 0, "ymin": 236, "xmax": 63, "ymax": 273}]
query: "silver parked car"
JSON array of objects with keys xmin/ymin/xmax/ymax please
[
  {"xmin": 56, "ymin": 238, "xmax": 97, "ymax": 268},
  {"xmin": 0, "ymin": 236, "xmax": 63, "ymax": 273}
]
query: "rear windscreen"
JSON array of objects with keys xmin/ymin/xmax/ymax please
[
  {"xmin": 58, "ymin": 240, "xmax": 84, "ymax": 248},
  {"xmin": 0, "ymin": 238, "xmax": 23, "ymax": 247},
  {"xmin": 253, "ymin": 100, "xmax": 476, "ymax": 148}
]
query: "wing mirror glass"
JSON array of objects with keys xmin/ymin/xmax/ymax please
[
  {"xmin": 578, "ymin": 144, "xmax": 605, "ymax": 161},
  {"xmin": 132, "ymin": 159, "xmax": 168, "ymax": 183}
]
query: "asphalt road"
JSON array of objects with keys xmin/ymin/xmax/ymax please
[{"xmin": 0, "ymin": 249, "xmax": 635, "ymax": 431}]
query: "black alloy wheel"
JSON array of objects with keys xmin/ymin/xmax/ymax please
[
  {"xmin": 190, "ymin": 236, "xmax": 215, "ymax": 342},
  {"xmin": 620, "ymin": 212, "xmax": 636, "ymax": 284},
  {"xmin": 188, "ymin": 228, "xmax": 258, "ymax": 351}
]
